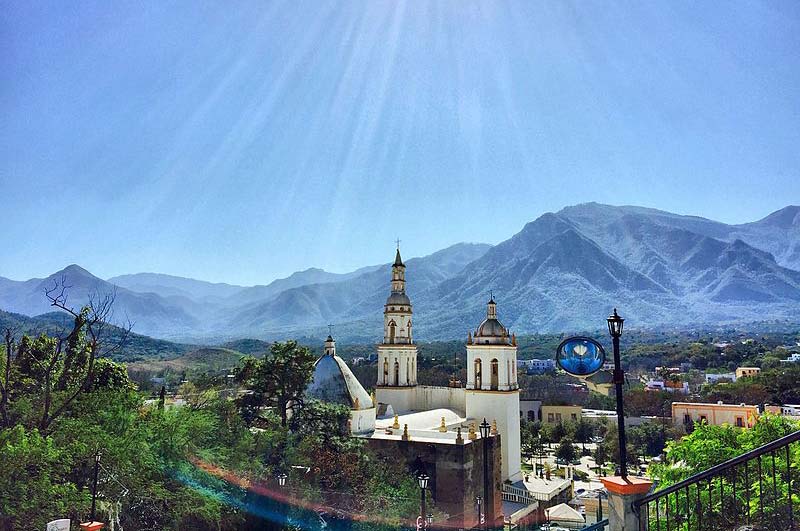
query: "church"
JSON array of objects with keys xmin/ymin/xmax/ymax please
[{"xmin": 306, "ymin": 248, "xmax": 526, "ymax": 527}]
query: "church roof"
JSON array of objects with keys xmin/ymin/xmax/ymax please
[
  {"xmin": 474, "ymin": 297, "xmax": 511, "ymax": 344},
  {"xmin": 394, "ymin": 248, "xmax": 405, "ymax": 267},
  {"xmin": 306, "ymin": 351, "xmax": 374, "ymax": 410},
  {"xmin": 386, "ymin": 291, "xmax": 411, "ymax": 305},
  {"xmin": 546, "ymin": 503, "xmax": 586, "ymax": 523}
]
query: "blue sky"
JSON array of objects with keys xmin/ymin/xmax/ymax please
[{"xmin": 2, "ymin": 1, "xmax": 799, "ymax": 285}]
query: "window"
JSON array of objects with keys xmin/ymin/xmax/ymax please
[
  {"xmin": 491, "ymin": 359, "xmax": 499, "ymax": 390},
  {"xmin": 571, "ymin": 413, "xmax": 577, "ymax": 421},
  {"xmin": 393, "ymin": 360, "xmax": 400, "ymax": 385},
  {"xmin": 548, "ymin": 413, "xmax": 555, "ymax": 422},
  {"xmin": 388, "ymin": 320, "xmax": 397, "ymax": 343},
  {"xmin": 699, "ymin": 415, "xmax": 708, "ymax": 423},
  {"xmin": 474, "ymin": 358, "xmax": 482, "ymax": 389},
  {"xmin": 556, "ymin": 413, "xmax": 562, "ymax": 422},
  {"xmin": 528, "ymin": 411, "xmax": 535, "ymax": 421},
  {"xmin": 684, "ymin": 414, "xmax": 692, "ymax": 425},
  {"xmin": 735, "ymin": 416, "xmax": 744, "ymax": 427},
  {"xmin": 383, "ymin": 359, "xmax": 389, "ymax": 385}
]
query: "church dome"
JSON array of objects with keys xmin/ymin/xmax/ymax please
[
  {"xmin": 386, "ymin": 291, "xmax": 411, "ymax": 306},
  {"xmin": 473, "ymin": 296, "xmax": 512, "ymax": 345},
  {"xmin": 476, "ymin": 317, "xmax": 507, "ymax": 338},
  {"xmin": 306, "ymin": 348, "xmax": 374, "ymax": 410}
]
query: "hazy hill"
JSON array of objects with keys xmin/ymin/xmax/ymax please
[
  {"xmin": 108, "ymin": 272, "xmax": 245, "ymax": 303},
  {"xmin": 0, "ymin": 265, "xmax": 201, "ymax": 338},
  {"xmin": 0, "ymin": 309, "xmax": 193, "ymax": 362}
]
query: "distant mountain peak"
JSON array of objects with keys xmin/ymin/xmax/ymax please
[{"xmin": 753, "ymin": 205, "xmax": 800, "ymax": 229}]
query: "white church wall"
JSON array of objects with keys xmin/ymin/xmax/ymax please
[
  {"xmin": 376, "ymin": 387, "xmax": 417, "ymax": 413},
  {"xmin": 466, "ymin": 390, "xmax": 522, "ymax": 482},
  {"xmin": 350, "ymin": 407, "xmax": 377, "ymax": 435},
  {"xmin": 415, "ymin": 385, "xmax": 466, "ymax": 414}
]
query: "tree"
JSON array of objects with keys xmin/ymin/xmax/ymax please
[
  {"xmin": 235, "ymin": 340, "xmax": 317, "ymax": 426},
  {"xmin": 574, "ymin": 418, "xmax": 595, "ymax": 453},
  {"xmin": 555, "ymin": 437, "xmax": 578, "ymax": 464},
  {"xmin": 0, "ymin": 283, "xmax": 131, "ymax": 434},
  {"xmin": 648, "ymin": 414, "xmax": 799, "ymax": 531}
]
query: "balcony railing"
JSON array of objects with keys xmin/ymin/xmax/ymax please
[{"xmin": 633, "ymin": 429, "xmax": 800, "ymax": 530}]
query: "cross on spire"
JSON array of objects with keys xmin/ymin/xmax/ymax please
[
  {"xmin": 395, "ymin": 238, "xmax": 401, "ymax": 250},
  {"xmin": 327, "ymin": 324, "xmax": 334, "ymax": 336},
  {"xmin": 489, "ymin": 290, "xmax": 494, "ymax": 302}
]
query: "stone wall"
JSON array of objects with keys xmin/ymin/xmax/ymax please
[{"xmin": 366, "ymin": 434, "xmax": 502, "ymax": 529}]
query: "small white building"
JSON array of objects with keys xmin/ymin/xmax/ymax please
[
  {"xmin": 705, "ymin": 372, "xmax": 737, "ymax": 384},
  {"xmin": 518, "ymin": 359, "xmax": 556, "ymax": 374}
]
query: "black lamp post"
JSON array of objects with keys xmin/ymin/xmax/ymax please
[
  {"xmin": 475, "ymin": 496, "xmax": 483, "ymax": 529},
  {"xmin": 417, "ymin": 472, "xmax": 430, "ymax": 529},
  {"xmin": 479, "ymin": 418, "xmax": 491, "ymax": 528},
  {"xmin": 277, "ymin": 472, "xmax": 288, "ymax": 526},
  {"xmin": 597, "ymin": 490, "xmax": 608, "ymax": 522},
  {"xmin": 607, "ymin": 308, "xmax": 627, "ymax": 478},
  {"xmin": 90, "ymin": 451, "xmax": 101, "ymax": 521}
]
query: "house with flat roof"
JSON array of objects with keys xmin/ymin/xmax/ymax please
[{"xmin": 672, "ymin": 401, "xmax": 758, "ymax": 429}]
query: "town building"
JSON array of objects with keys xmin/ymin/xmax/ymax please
[
  {"xmin": 520, "ymin": 399, "xmax": 542, "ymax": 422},
  {"xmin": 704, "ymin": 372, "xmax": 737, "ymax": 384},
  {"xmin": 518, "ymin": 359, "xmax": 556, "ymax": 374},
  {"xmin": 541, "ymin": 405, "xmax": 582, "ymax": 424},
  {"xmin": 644, "ymin": 379, "xmax": 689, "ymax": 394},
  {"xmin": 671, "ymin": 401, "xmax": 758, "ymax": 429},
  {"xmin": 735, "ymin": 367, "xmax": 760, "ymax": 379}
]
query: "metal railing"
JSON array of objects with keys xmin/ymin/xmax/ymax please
[
  {"xmin": 633, "ymin": 429, "xmax": 800, "ymax": 530},
  {"xmin": 503, "ymin": 483, "xmax": 539, "ymax": 505}
]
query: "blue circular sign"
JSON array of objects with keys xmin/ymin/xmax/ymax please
[{"xmin": 556, "ymin": 336, "xmax": 606, "ymax": 376}]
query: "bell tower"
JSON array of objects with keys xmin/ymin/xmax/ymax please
[
  {"xmin": 375, "ymin": 246, "xmax": 418, "ymax": 413},
  {"xmin": 465, "ymin": 296, "xmax": 522, "ymax": 481}
]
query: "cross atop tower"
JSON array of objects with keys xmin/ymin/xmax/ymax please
[
  {"xmin": 395, "ymin": 238, "xmax": 401, "ymax": 250},
  {"xmin": 327, "ymin": 324, "xmax": 334, "ymax": 336}
]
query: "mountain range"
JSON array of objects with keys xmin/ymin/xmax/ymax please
[{"xmin": 1, "ymin": 203, "xmax": 799, "ymax": 343}]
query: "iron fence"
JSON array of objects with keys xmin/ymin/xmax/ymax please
[{"xmin": 633, "ymin": 430, "xmax": 800, "ymax": 531}]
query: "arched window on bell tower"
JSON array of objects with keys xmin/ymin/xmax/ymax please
[
  {"xmin": 388, "ymin": 320, "xmax": 397, "ymax": 343},
  {"xmin": 394, "ymin": 360, "xmax": 400, "ymax": 385},
  {"xmin": 491, "ymin": 359, "xmax": 499, "ymax": 390},
  {"xmin": 474, "ymin": 358, "xmax": 482, "ymax": 389},
  {"xmin": 383, "ymin": 359, "xmax": 389, "ymax": 385}
]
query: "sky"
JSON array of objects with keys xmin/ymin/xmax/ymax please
[{"xmin": 2, "ymin": 1, "xmax": 799, "ymax": 285}]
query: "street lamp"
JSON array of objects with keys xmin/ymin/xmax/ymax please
[
  {"xmin": 426, "ymin": 513, "xmax": 433, "ymax": 527},
  {"xmin": 475, "ymin": 496, "xmax": 483, "ymax": 529},
  {"xmin": 90, "ymin": 451, "xmax": 101, "ymax": 521},
  {"xmin": 607, "ymin": 308, "xmax": 628, "ymax": 478},
  {"xmin": 277, "ymin": 472, "xmax": 287, "ymax": 488},
  {"xmin": 417, "ymin": 472, "xmax": 430, "ymax": 529},
  {"xmin": 596, "ymin": 490, "xmax": 608, "ymax": 523},
  {"xmin": 479, "ymin": 418, "xmax": 491, "ymax": 528}
]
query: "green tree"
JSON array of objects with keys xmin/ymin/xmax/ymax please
[
  {"xmin": 574, "ymin": 418, "xmax": 595, "ymax": 453},
  {"xmin": 235, "ymin": 340, "xmax": 316, "ymax": 426},
  {"xmin": 648, "ymin": 414, "xmax": 799, "ymax": 531},
  {"xmin": 555, "ymin": 437, "xmax": 578, "ymax": 464}
]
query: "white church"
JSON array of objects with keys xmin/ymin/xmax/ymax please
[{"xmin": 307, "ymin": 248, "xmax": 522, "ymax": 484}]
